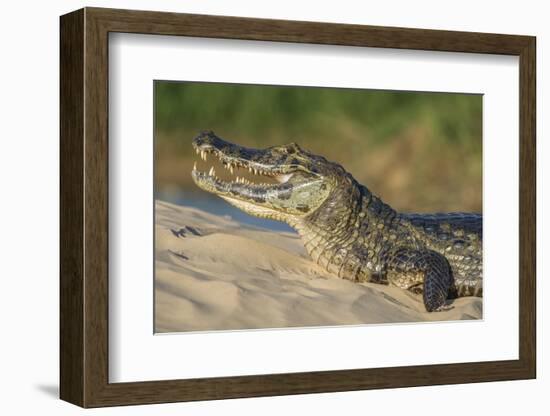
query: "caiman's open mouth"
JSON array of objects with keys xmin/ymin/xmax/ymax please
[
  {"xmin": 191, "ymin": 131, "xmax": 317, "ymax": 199},
  {"xmin": 191, "ymin": 145, "xmax": 294, "ymax": 190},
  {"xmin": 190, "ymin": 131, "xmax": 332, "ymax": 220}
]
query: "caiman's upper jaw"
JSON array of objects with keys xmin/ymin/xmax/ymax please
[
  {"xmin": 192, "ymin": 143, "xmax": 285, "ymax": 180},
  {"xmin": 191, "ymin": 132, "xmax": 319, "ymax": 197},
  {"xmin": 192, "ymin": 132, "xmax": 305, "ymax": 178}
]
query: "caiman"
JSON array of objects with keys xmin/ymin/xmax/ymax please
[{"xmin": 191, "ymin": 131, "xmax": 482, "ymax": 312}]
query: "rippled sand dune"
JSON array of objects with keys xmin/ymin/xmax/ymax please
[{"xmin": 155, "ymin": 200, "xmax": 482, "ymax": 333}]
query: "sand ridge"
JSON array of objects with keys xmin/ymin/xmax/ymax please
[{"xmin": 155, "ymin": 200, "xmax": 482, "ymax": 333}]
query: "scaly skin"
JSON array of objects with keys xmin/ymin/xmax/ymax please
[{"xmin": 191, "ymin": 131, "xmax": 482, "ymax": 312}]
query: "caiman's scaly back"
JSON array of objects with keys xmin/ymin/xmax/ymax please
[{"xmin": 191, "ymin": 131, "xmax": 482, "ymax": 312}]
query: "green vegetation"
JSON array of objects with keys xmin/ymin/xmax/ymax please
[{"xmin": 155, "ymin": 81, "xmax": 482, "ymax": 213}]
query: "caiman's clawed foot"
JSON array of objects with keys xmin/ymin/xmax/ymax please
[
  {"xmin": 431, "ymin": 303, "xmax": 455, "ymax": 312},
  {"xmin": 387, "ymin": 247, "xmax": 454, "ymax": 312}
]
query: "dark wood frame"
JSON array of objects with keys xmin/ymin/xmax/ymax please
[{"xmin": 60, "ymin": 7, "xmax": 536, "ymax": 408}]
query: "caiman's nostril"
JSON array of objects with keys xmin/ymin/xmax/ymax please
[{"xmin": 195, "ymin": 130, "xmax": 215, "ymax": 141}]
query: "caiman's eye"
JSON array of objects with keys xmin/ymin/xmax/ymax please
[{"xmin": 283, "ymin": 143, "xmax": 301, "ymax": 154}]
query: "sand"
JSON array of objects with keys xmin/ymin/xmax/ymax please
[{"xmin": 155, "ymin": 200, "xmax": 482, "ymax": 333}]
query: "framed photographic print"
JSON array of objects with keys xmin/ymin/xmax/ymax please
[{"xmin": 60, "ymin": 7, "xmax": 536, "ymax": 408}]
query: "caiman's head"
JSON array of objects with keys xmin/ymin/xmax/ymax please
[{"xmin": 191, "ymin": 131, "xmax": 352, "ymax": 225}]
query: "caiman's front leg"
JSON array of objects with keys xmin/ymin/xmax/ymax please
[{"xmin": 386, "ymin": 247, "xmax": 454, "ymax": 312}]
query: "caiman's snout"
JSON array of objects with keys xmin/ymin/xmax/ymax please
[
  {"xmin": 190, "ymin": 131, "xmax": 333, "ymax": 220},
  {"xmin": 192, "ymin": 131, "xmax": 304, "ymax": 175}
]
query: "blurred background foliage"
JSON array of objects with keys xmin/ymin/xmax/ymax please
[{"xmin": 155, "ymin": 81, "xmax": 482, "ymax": 215}]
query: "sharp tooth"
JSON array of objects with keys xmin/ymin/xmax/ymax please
[
  {"xmin": 193, "ymin": 162, "xmax": 197, "ymax": 171},
  {"xmin": 195, "ymin": 148, "xmax": 199, "ymax": 155},
  {"xmin": 209, "ymin": 166, "xmax": 214, "ymax": 176},
  {"xmin": 248, "ymin": 167, "xmax": 252, "ymax": 173},
  {"xmin": 230, "ymin": 165, "xmax": 234, "ymax": 174}
]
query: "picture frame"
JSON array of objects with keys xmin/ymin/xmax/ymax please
[{"xmin": 60, "ymin": 7, "xmax": 536, "ymax": 408}]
